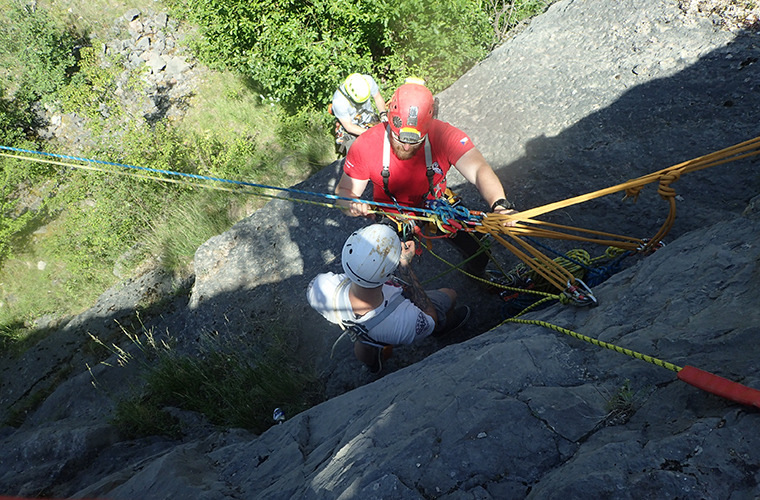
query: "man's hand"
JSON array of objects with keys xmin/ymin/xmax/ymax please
[
  {"xmin": 395, "ymin": 239, "xmax": 437, "ymax": 324},
  {"xmin": 399, "ymin": 240, "xmax": 416, "ymax": 266},
  {"xmin": 336, "ymin": 173, "xmax": 372, "ymax": 217},
  {"xmin": 345, "ymin": 200, "xmax": 370, "ymax": 217},
  {"xmin": 490, "ymin": 198, "xmax": 518, "ymax": 227},
  {"xmin": 494, "ymin": 207, "xmax": 519, "ymax": 227}
]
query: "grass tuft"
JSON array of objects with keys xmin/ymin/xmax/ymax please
[{"xmin": 95, "ymin": 321, "xmax": 323, "ymax": 438}]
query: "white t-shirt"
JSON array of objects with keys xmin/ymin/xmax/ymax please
[
  {"xmin": 331, "ymin": 74, "xmax": 380, "ymax": 126},
  {"xmin": 307, "ymin": 272, "xmax": 435, "ymax": 345}
]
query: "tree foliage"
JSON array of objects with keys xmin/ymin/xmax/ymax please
[
  {"xmin": 0, "ymin": 2, "xmax": 79, "ymax": 104},
  {"xmin": 165, "ymin": 0, "xmax": 493, "ymax": 112},
  {"xmin": 0, "ymin": 2, "xmax": 81, "ymax": 265},
  {"xmin": 381, "ymin": 0, "xmax": 491, "ymax": 91},
  {"xmin": 0, "ymin": 88, "xmax": 46, "ymax": 264},
  {"xmin": 484, "ymin": 0, "xmax": 552, "ymax": 47},
  {"xmin": 0, "ymin": 87, "xmax": 29, "ymax": 146},
  {"xmin": 0, "ymin": 157, "xmax": 35, "ymax": 264}
]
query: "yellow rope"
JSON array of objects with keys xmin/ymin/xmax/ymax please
[
  {"xmin": 469, "ymin": 135, "xmax": 760, "ymax": 291},
  {"xmin": 7, "ymin": 134, "xmax": 760, "ymax": 296},
  {"xmin": 480, "ymin": 135, "xmax": 760, "ymax": 244},
  {"xmin": 503, "ymin": 318, "xmax": 683, "ymax": 373}
]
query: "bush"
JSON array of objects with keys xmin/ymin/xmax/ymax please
[
  {"xmin": 379, "ymin": 0, "xmax": 491, "ymax": 91},
  {"xmin": 0, "ymin": 160, "xmax": 36, "ymax": 265},
  {"xmin": 0, "ymin": 3, "xmax": 83, "ymax": 266},
  {"xmin": 0, "ymin": 86, "xmax": 32, "ymax": 145},
  {"xmin": 41, "ymin": 168, "xmax": 158, "ymax": 293},
  {"xmin": 0, "ymin": 2, "xmax": 79, "ymax": 104},
  {"xmin": 56, "ymin": 47, "xmax": 131, "ymax": 127},
  {"xmin": 485, "ymin": 0, "xmax": 553, "ymax": 47},
  {"xmin": 0, "ymin": 90, "xmax": 49, "ymax": 264},
  {"xmin": 165, "ymin": 0, "xmax": 493, "ymax": 112}
]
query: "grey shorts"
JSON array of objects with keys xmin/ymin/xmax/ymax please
[{"xmin": 427, "ymin": 290, "xmax": 453, "ymax": 330}]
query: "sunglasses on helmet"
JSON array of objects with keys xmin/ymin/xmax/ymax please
[{"xmin": 390, "ymin": 129, "xmax": 426, "ymax": 145}]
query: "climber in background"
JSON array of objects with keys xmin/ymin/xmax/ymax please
[{"xmin": 331, "ymin": 73, "xmax": 388, "ymax": 156}]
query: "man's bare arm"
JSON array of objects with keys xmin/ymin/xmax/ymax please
[
  {"xmin": 455, "ymin": 148, "xmax": 519, "ymax": 224},
  {"xmin": 396, "ymin": 241, "xmax": 438, "ymax": 326},
  {"xmin": 335, "ymin": 173, "xmax": 371, "ymax": 217}
]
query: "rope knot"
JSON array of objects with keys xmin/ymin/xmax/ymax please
[
  {"xmin": 624, "ymin": 185, "xmax": 644, "ymax": 202},
  {"xmin": 425, "ymin": 197, "xmax": 480, "ymax": 235},
  {"xmin": 657, "ymin": 170, "xmax": 681, "ymax": 200}
]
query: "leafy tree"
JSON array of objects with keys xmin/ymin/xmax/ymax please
[
  {"xmin": 0, "ymin": 2, "xmax": 81, "ymax": 265},
  {"xmin": 0, "ymin": 2, "xmax": 79, "ymax": 104},
  {"xmin": 378, "ymin": 0, "xmax": 491, "ymax": 91},
  {"xmin": 484, "ymin": 0, "xmax": 552, "ymax": 47},
  {"xmin": 0, "ymin": 157, "xmax": 35, "ymax": 264},
  {"xmin": 0, "ymin": 87, "xmax": 45, "ymax": 264},
  {"xmin": 0, "ymin": 86, "xmax": 29, "ymax": 146},
  {"xmin": 165, "ymin": 0, "xmax": 492, "ymax": 112}
]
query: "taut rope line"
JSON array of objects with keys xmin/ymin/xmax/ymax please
[
  {"xmin": 0, "ymin": 146, "xmax": 441, "ymax": 223},
  {"xmin": 3, "ymin": 134, "xmax": 759, "ymax": 297},
  {"xmin": 503, "ymin": 318, "xmax": 760, "ymax": 409}
]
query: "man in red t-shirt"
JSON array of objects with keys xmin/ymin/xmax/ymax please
[{"xmin": 335, "ymin": 81, "xmax": 517, "ymax": 277}]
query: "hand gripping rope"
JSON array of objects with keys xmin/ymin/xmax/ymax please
[{"xmin": 4, "ymin": 137, "xmax": 760, "ymax": 408}]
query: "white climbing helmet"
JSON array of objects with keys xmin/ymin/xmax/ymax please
[
  {"xmin": 343, "ymin": 73, "xmax": 371, "ymax": 103},
  {"xmin": 342, "ymin": 224, "xmax": 401, "ymax": 287}
]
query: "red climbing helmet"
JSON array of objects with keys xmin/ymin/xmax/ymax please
[{"xmin": 388, "ymin": 82, "xmax": 434, "ymax": 144}]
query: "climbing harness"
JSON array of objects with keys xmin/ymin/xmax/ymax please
[
  {"xmin": 328, "ymin": 277, "xmax": 405, "ymax": 358},
  {"xmin": 3, "ymin": 134, "xmax": 760, "ymax": 407}
]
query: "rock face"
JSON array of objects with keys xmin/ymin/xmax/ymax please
[
  {"xmin": 37, "ymin": 9, "xmax": 201, "ymax": 152},
  {"xmin": 1, "ymin": 0, "xmax": 760, "ymax": 498}
]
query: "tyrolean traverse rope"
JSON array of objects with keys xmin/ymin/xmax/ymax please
[{"xmin": 3, "ymin": 135, "xmax": 760, "ymax": 408}]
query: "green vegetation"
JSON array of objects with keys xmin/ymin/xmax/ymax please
[
  {"xmin": 0, "ymin": 2, "xmax": 79, "ymax": 103},
  {"xmin": 0, "ymin": 0, "xmax": 552, "ymax": 431},
  {"xmin": 603, "ymin": 379, "xmax": 640, "ymax": 426},
  {"xmin": 484, "ymin": 0, "xmax": 553, "ymax": 46},
  {"xmin": 93, "ymin": 323, "xmax": 321, "ymax": 437},
  {"xmin": 164, "ymin": 0, "xmax": 548, "ymax": 111}
]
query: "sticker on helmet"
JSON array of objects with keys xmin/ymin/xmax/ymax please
[
  {"xmin": 408, "ymin": 106, "xmax": 419, "ymax": 127},
  {"xmin": 392, "ymin": 116, "xmax": 403, "ymax": 128}
]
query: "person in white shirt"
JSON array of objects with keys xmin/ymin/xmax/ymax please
[
  {"xmin": 331, "ymin": 73, "xmax": 388, "ymax": 155},
  {"xmin": 307, "ymin": 224, "xmax": 470, "ymax": 373}
]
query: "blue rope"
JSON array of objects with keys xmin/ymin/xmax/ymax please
[
  {"xmin": 524, "ymin": 235, "xmax": 635, "ymax": 287},
  {"xmin": 425, "ymin": 197, "xmax": 482, "ymax": 225},
  {"xmin": 584, "ymin": 252, "xmax": 633, "ymax": 287},
  {"xmin": 0, "ymin": 145, "xmax": 445, "ymax": 218},
  {"xmin": 524, "ymin": 236, "xmax": 593, "ymax": 272}
]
